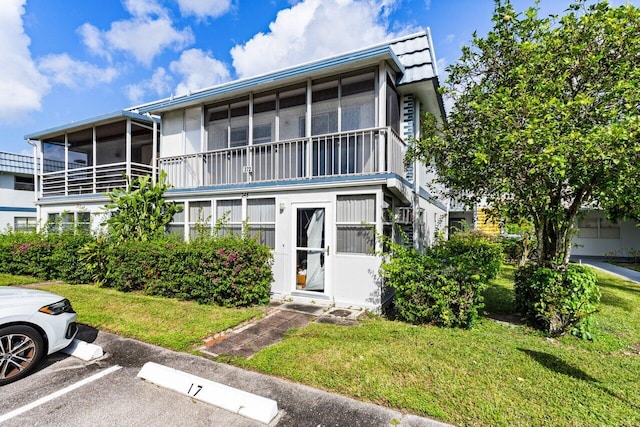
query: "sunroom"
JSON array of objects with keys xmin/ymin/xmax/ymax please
[{"xmin": 25, "ymin": 111, "xmax": 159, "ymax": 198}]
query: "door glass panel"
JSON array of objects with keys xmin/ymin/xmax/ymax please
[{"xmin": 296, "ymin": 208, "xmax": 325, "ymax": 292}]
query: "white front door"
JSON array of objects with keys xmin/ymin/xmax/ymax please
[{"xmin": 294, "ymin": 203, "xmax": 332, "ymax": 295}]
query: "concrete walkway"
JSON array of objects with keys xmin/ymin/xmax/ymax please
[
  {"xmin": 202, "ymin": 302, "xmax": 361, "ymax": 359},
  {"xmin": 571, "ymin": 256, "xmax": 640, "ymax": 284}
]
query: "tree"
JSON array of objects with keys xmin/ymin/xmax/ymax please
[
  {"xmin": 102, "ymin": 171, "xmax": 183, "ymax": 242},
  {"xmin": 411, "ymin": 0, "xmax": 640, "ymax": 267}
]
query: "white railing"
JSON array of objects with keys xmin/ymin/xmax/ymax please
[
  {"xmin": 40, "ymin": 162, "xmax": 155, "ymax": 197},
  {"xmin": 159, "ymin": 127, "xmax": 407, "ymax": 189}
]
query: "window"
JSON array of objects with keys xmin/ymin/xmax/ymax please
[
  {"xmin": 247, "ymin": 198, "xmax": 276, "ymax": 248},
  {"xmin": 45, "ymin": 212, "xmax": 89, "ymax": 233},
  {"xmin": 577, "ymin": 216, "xmax": 620, "ymax": 239},
  {"xmin": 386, "ymin": 75, "xmax": 400, "ymax": 133},
  {"xmin": 216, "ymin": 199, "xmax": 242, "ymax": 236},
  {"xmin": 14, "ymin": 175, "xmax": 34, "ymax": 191},
  {"xmin": 336, "ymin": 194, "xmax": 376, "ymax": 254},
  {"xmin": 167, "ymin": 203, "xmax": 185, "ymax": 238},
  {"xmin": 77, "ymin": 212, "xmax": 91, "ymax": 232},
  {"xmin": 14, "ymin": 217, "xmax": 36, "ymax": 231},
  {"xmin": 188, "ymin": 201, "xmax": 212, "ymax": 239},
  {"xmin": 279, "ymin": 87, "xmax": 307, "ymax": 140}
]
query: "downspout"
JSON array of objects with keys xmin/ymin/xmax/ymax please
[
  {"xmin": 413, "ymin": 99, "xmax": 421, "ymax": 250},
  {"xmin": 146, "ymin": 113, "xmax": 159, "ymax": 184},
  {"xmin": 26, "ymin": 139, "xmax": 41, "ymax": 229}
]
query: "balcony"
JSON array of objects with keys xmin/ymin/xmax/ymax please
[
  {"xmin": 160, "ymin": 127, "xmax": 406, "ymax": 189},
  {"xmin": 40, "ymin": 162, "xmax": 156, "ymax": 197}
]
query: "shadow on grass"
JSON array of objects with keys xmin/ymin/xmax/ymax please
[
  {"xmin": 519, "ymin": 348, "xmax": 640, "ymax": 411},
  {"xmin": 482, "ymin": 283, "xmax": 516, "ymax": 315}
]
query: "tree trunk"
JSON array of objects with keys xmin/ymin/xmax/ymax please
[{"xmin": 536, "ymin": 219, "xmax": 573, "ymax": 268}]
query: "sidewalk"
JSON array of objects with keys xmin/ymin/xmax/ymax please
[
  {"xmin": 202, "ymin": 302, "xmax": 360, "ymax": 358},
  {"xmin": 571, "ymin": 256, "xmax": 640, "ymax": 284}
]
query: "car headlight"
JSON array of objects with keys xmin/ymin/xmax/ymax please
[{"xmin": 39, "ymin": 298, "xmax": 76, "ymax": 315}]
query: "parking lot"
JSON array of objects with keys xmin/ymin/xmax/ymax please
[{"xmin": 0, "ymin": 325, "xmax": 446, "ymax": 427}]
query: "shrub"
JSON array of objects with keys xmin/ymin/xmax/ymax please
[
  {"xmin": 514, "ymin": 264, "xmax": 600, "ymax": 339},
  {"xmin": 380, "ymin": 231, "xmax": 502, "ymax": 328},
  {"xmin": 94, "ymin": 235, "xmax": 273, "ymax": 307},
  {"xmin": 0, "ymin": 228, "xmax": 95, "ymax": 283},
  {"xmin": 444, "ymin": 230, "xmax": 503, "ymax": 281}
]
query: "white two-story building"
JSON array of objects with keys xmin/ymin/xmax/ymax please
[
  {"xmin": 25, "ymin": 31, "xmax": 447, "ymax": 309},
  {"xmin": 0, "ymin": 152, "xmax": 37, "ymax": 231}
]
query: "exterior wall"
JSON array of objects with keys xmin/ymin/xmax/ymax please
[
  {"xmin": 0, "ymin": 188, "xmax": 36, "ymax": 231},
  {"xmin": 38, "ymin": 185, "xmax": 389, "ymax": 310},
  {"xmin": 572, "ymin": 210, "xmax": 640, "ymax": 258},
  {"xmin": 0, "ymin": 152, "xmax": 37, "ymax": 230}
]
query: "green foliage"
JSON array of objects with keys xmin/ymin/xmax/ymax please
[
  {"xmin": 91, "ymin": 235, "xmax": 273, "ymax": 307},
  {"xmin": 0, "ymin": 228, "xmax": 93, "ymax": 283},
  {"xmin": 380, "ymin": 231, "xmax": 502, "ymax": 328},
  {"xmin": 103, "ymin": 170, "xmax": 183, "ymax": 242},
  {"xmin": 444, "ymin": 231, "xmax": 503, "ymax": 281},
  {"xmin": 514, "ymin": 264, "xmax": 600, "ymax": 338},
  {"xmin": 410, "ymin": 1, "xmax": 640, "ymax": 266}
]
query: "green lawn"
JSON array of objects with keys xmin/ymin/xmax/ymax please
[
  {"xmin": 3, "ymin": 268, "xmax": 639, "ymax": 425},
  {"xmin": 0, "ymin": 273, "xmax": 40, "ymax": 286},
  {"xmin": 238, "ymin": 265, "xmax": 640, "ymax": 426},
  {"xmin": 28, "ymin": 282, "xmax": 264, "ymax": 351}
]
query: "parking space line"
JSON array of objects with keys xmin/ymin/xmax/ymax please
[{"xmin": 0, "ymin": 365, "xmax": 122, "ymax": 424}]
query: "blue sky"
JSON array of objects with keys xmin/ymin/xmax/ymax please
[{"xmin": 1, "ymin": 0, "xmax": 637, "ymax": 154}]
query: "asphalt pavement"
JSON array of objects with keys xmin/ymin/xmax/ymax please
[
  {"xmin": 1, "ymin": 325, "xmax": 450, "ymax": 427},
  {"xmin": 571, "ymin": 256, "xmax": 640, "ymax": 284}
]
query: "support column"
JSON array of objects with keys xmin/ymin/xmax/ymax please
[
  {"xmin": 378, "ymin": 63, "xmax": 387, "ymax": 173},
  {"xmin": 64, "ymin": 133, "xmax": 69, "ymax": 196},
  {"xmin": 152, "ymin": 117, "xmax": 158, "ymax": 184},
  {"xmin": 92, "ymin": 126, "xmax": 97, "ymax": 193},
  {"xmin": 305, "ymin": 79, "xmax": 312, "ymax": 178},
  {"xmin": 126, "ymin": 118, "xmax": 132, "ymax": 179}
]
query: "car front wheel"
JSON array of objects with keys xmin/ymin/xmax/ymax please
[{"xmin": 0, "ymin": 325, "xmax": 44, "ymax": 386}]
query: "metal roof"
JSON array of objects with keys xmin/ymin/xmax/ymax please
[
  {"xmin": 0, "ymin": 152, "xmax": 34, "ymax": 175},
  {"xmin": 24, "ymin": 110, "xmax": 159, "ymax": 141}
]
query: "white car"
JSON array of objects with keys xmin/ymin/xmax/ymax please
[{"xmin": 0, "ymin": 287, "xmax": 78, "ymax": 385}]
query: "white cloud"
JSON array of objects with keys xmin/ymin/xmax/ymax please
[
  {"xmin": 126, "ymin": 67, "xmax": 173, "ymax": 104},
  {"xmin": 175, "ymin": 0, "xmax": 232, "ymax": 19},
  {"xmin": 0, "ymin": 0, "xmax": 50, "ymax": 122},
  {"xmin": 123, "ymin": 0, "xmax": 167, "ymax": 18},
  {"xmin": 38, "ymin": 53, "xmax": 118, "ymax": 88},
  {"xmin": 230, "ymin": 0, "xmax": 403, "ymax": 79},
  {"xmin": 77, "ymin": 23, "xmax": 111, "ymax": 61},
  {"xmin": 105, "ymin": 18, "xmax": 194, "ymax": 66},
  {"xmin": 169, "ymin": 49, "xmax": 231, "ymax": 96},
  {"xmin": 79, "ymin": 1, "xmax": 194, "ymax": 67}
]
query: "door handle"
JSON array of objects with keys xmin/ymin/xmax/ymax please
[{"xmin": 326, "ymin": 245, "xmax": 330, "ymax": 256}]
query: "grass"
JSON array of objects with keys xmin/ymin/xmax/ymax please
[
  {"xmin": 0, "ymin": 273, "xmax": 40, "ymax": 286},
  {"xmin": 237, "ymin": 265, "xmax": 640, "ymax": 427},
  {"xmin": 0, "ymin": 277, "xmax": 264, "ymax": 351},
  {"xmin": 2, "ymin": 268, "xmax": 639, "ymax": 425}
]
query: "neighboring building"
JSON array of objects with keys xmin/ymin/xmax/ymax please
[
  {"xmin": 451, "ymin": 203, "xmax": 640, "ymax": 259},
  {"xmin": 572, "ymin": 210, "xmax": 640, "ymax": 259},
  {"xmin": 24, "ymin": 31, "xmax": 447, "ymax": 310},
  {"xmin": 0, "ymin": 152, "xmax": 37, "ymax": 231}
]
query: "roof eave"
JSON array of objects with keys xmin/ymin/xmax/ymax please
[{"xmin": 24, "ymin": 110, "xmax": 159, "ymax": 141}]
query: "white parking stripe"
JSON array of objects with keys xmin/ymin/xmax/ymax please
[{"xmin": 0, "ymin": 365, "xmax": 122, "ymax": 424}]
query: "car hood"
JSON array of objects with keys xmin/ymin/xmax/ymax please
[{"xmin": 0, "ymin": 286, "xmax": 65, "ymax": 309}]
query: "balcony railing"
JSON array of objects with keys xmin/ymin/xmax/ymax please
[
  {"xmin": 40, "ymin": 162, "xmax": 155, "ymax": 197},
  {"xmin": 160, "ymin": 127, "xmax": 407, "ymax": 189}
]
